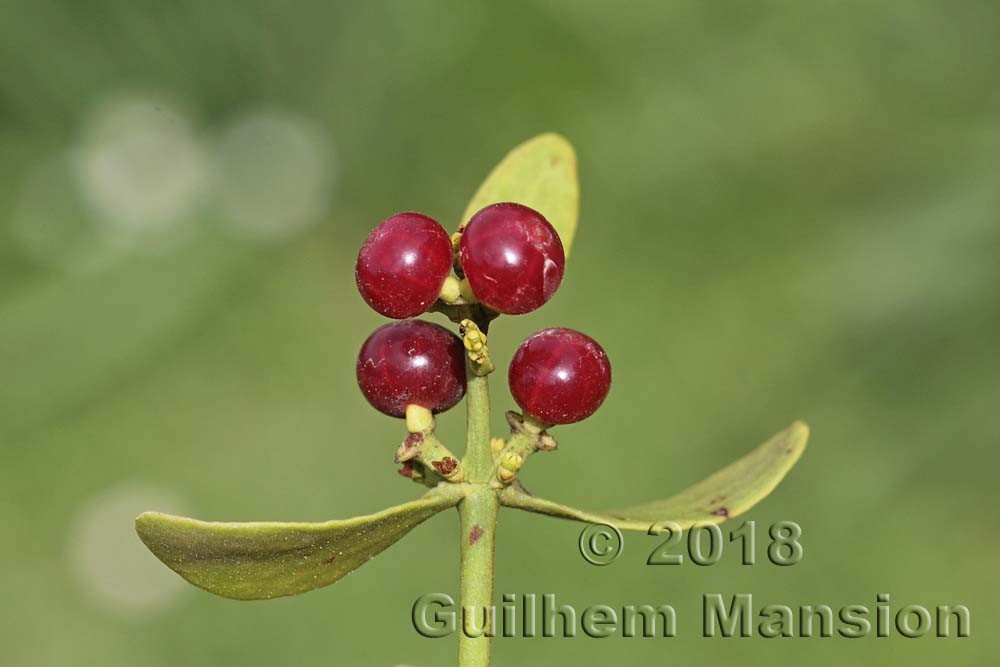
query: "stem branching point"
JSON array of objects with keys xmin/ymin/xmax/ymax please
[
  {"xmin": 490, "ymin": 411, "xmax": 559, "ymax": 488},
  {"xmin": 397, "ymin": 405, "xmax": 465, "ymax": 482}
]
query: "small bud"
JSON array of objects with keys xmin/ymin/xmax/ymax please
[
  {"xmin": 459, "ymin": 319, "xmax": 494, "ymax": 375},
  {"xmin": 490, "ymin": 437, "xmax": 506, "ymax": 456},
  {"xmin": 497, "ymin": 451, "xmax": 524, "ymax": 485},
  {"xmin": 462, "ymin": 323, "xmax": 487, "ymax": 351},
  {"xmin": 501, "ymin": 451, "xmax": 524, "ymax": 472}
]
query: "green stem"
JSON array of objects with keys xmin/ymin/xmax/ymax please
[
  {"xmin": 458, "ymin": 487, "xmax": 499, "ymax": 667},
  {"xmin": 463, "ymin": 373, "xmax": 492, "ymax": 483},
  {"xmin": 458, "ymin": 363, "xmax": 498, "ymax": 667}
]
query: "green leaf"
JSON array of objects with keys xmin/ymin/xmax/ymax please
[
  {"xmin": 461, "ymin": 133, "xmax": 580, "ymax": 256},
  {"xmin": 500, "ymin": 421, "xmax": 809, "ymax": 531},
  {"xmin": 136, "ymin": 485, "xmax": 462, "ymax": 600}
]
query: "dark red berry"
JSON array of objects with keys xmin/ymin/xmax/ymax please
[
  {"xmin": 508, "ymin": 327, "xmax": 611, "ymax": 425},
  {"xmin": 356, "ymin": 212, "xmax": 453, "ymax": 319},
  {"xmin": 357, "ymin": 320, "xmax": 467, "ymax": 417},
  {"xmin": 458, "ymin": 203, "xmax": 565, "ymax": 314}
]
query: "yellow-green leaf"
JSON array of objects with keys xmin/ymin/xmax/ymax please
[
  {"xmin": 500, "ymin": 421, "xmax": 809, "ymax": 531},
  {"xmin": 136, "ymin": 485, "xmax": 462, "ymax": 600},
  {"xmin": 461, "ymin": 133, "xmax": 580, "ymax": 257}
]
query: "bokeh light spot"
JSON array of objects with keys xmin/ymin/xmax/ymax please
[
  {"xmin": 68, "ymin": 481, "xmax": 190, "ymax": 615},
  {"xmin": 72, "ymin": 93, "xmax": 209, "ymax": 242},
  {"xmin": 214, "ymin": 108, "xmax": 335, "ymax": 242}
]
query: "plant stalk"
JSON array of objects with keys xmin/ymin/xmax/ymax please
[
  {"xmin": 463, "ymin": 373, "xmax": 493, "ymax": 484},
  {"xmin": 458, "ymin": 366, "xmax": 499, "ymax": 666},
  {"xmin": 458, "ymin": 487, "xmax": 499, "ymax": 667}
]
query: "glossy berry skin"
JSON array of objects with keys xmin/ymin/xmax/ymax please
[
  {"xmin": 357, "ymin": 320, "xmax": 467, "ymax": 418},
  {"xmin": 356, "ymin": 212, "xmax": 453, "ymax": 319},
  {"xmin": 509, "ymin": 327, "xmax": 611, "ymax": 425},
  {"xmin": 459, "ymin": 203, "xmax": 565, "ymax": 314}
]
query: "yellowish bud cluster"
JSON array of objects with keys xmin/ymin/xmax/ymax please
[
  {"xmin": 460, "ymin": 319, "xmax": 494, "ymax": 374},
  {"xmin": 497, "ymin": 452, "xmax": 524, "ymax": 484}
]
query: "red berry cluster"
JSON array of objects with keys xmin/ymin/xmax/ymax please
[{"xmin": 355, "ymin": 203, "xmax": 610, "ymax": 425}]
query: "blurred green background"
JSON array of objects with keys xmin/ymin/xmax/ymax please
[{"xmin": 1, "ymin": 1, "xmax": 996, "ymax": 665}]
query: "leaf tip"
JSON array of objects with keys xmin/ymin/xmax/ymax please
[
  {"xmin": 134, "ymin": 510, "xmax": 155, "ymax": 532},
  {"xmin": 135, "ymin": 510, "xmax": 182, "ymax": 549},
  {"xmin": 135, "ymin": 509, "xmax": 170, "ymax": 526},
  {"xmin": 525, "ymin": 132, "xmax": 578, "ymax": 175},
  {"xmin": 532, "ymin": 131, "xmax": 576, "ymax": 153},
  {"xmin": 787, "ymin": 420, "xmax": 810, "ymax": 448}
]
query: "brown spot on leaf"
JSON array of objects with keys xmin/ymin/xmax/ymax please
[
  {"xmin": 323, "ymin": 554, "xmax": 337, "ymax": 564},
  {"xmin": 432, "ymin": 456, "xmax": 458, "ymax": 476},
  {"xmin": 469, "ymin": 524, "xmax": 484, "ymax": 545},
  {"xmin": 710, "ymin": 495, "xmax": 727, "ymax": 504},
  {"xmin": 711, "ymin": 507, "xmax": 730, "ymax": 519}
]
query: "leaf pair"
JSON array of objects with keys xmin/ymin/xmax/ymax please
[
  {"xmin": 138, "ymin": 422, "xmax": 807, "ymax": 600},
  {"xmin": 136, "ymin": 134, "xmax": 808, "ymax": 601}
]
